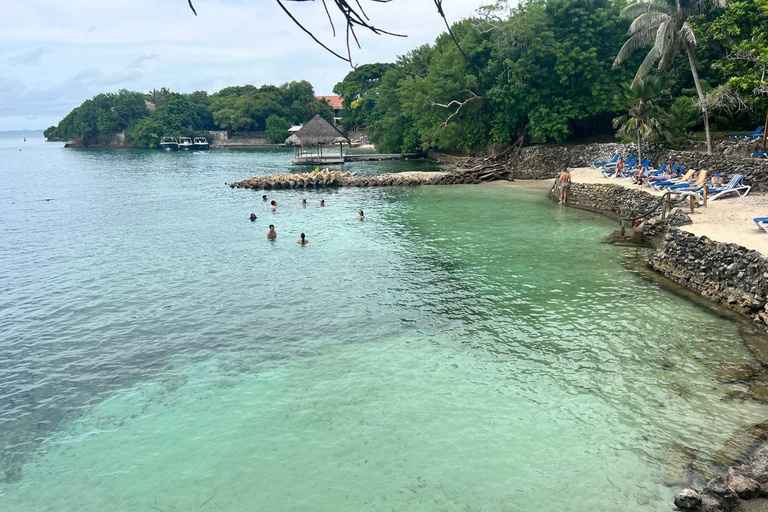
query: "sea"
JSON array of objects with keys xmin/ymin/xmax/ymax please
[{"xmin": 1, "ymin": 130, "xmax": 766, "ymax": 511}]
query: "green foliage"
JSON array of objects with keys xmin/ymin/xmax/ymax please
[
  {"xmin": 48, "ymin": 81, "xmax": 333, "ymax": 148},
  {"xmin": 264, "ymin": 115, "xmax": 291, "ymax": 143},
  {"xmin": 612, "ymin": 77, "xmax": 670, "ymax": 157}
]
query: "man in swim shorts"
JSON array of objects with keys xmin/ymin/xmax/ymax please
[
  {"xmin": 557, "ymin": 168, "xmax": 572, "ymax": 205},
  {"xmin": 267, "ymin": 225, "xmax": 277, "ymax": 240}
]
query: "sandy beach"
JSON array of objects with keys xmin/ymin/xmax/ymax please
[{"xmin": 569, "ymin": 167, "xmax": 768, "ymax": 256}]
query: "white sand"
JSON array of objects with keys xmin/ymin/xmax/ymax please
[{"xmin": 570, "ymin": 167, "xmax": 768, "ymax": 256}]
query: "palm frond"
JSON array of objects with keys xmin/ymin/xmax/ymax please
[
  {"xmin": 688, "ymin": 0, "xmax": 729, "ymax": 16},
  {"xmin": 634, "ymin": 46, "xmax": 661, "ymax": 83},
  {"xmin": 629, "ymin": 12, "xmax": 669, "ymax": 34},
  {"xmin": 680, "ymin": 21, "xmax": 697, "ymax": 47},
  {"xmin": 621, "ymin": 0, "xmax": 671, "ymax": 19},
  {"xmin": 613, "ymin": 30, "xmax": 656, "ymax": 67}
]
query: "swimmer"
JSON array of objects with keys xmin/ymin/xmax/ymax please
[
  {"xmin": 320, "ymin": 199, "xmax": 325, "ymax": 207},
  {"xmin": 358, "ymin": 210, "xmax": 364, "ymax": 221},
  {"xmin": 270, "ymin": 200, "xmax": 277, "ymax": 212},
  {"xmin": 298, "ymin": 233, "xmax": 308, "ymax": 246},
  {"xmin": 302, "ymin": 199, "xmax": 307, "ymax": 207},
  {"xmin": 267, "ymin": 224, "xmax": 277, "ymax": 240},
  {"xmin": 250, "ymin": 213, "xmax": 257, "ymax": 221},
  {"xmin": 262, "ymin": 195, "xmax": 268, "ymax": 201}
]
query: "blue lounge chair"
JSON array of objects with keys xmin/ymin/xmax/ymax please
[
  {"xmin": 650, "ymin": 166, "xmax": 687, "ymax": 190},
  {"xmin": 704, "ymin": 174, "xmax": 751, "ymax": 200},
  {"xmin": 752, "ymin": 151, "xmax": 767, "ymax": 159},
  {"xmin": 602, "ymin": 156, "xmax": 636, "ymax": 177},
  {"xmin": 755, "ymin": 217, "xmax": 768, "ymax": 234},
  {"xmin": 590, "ymin": 153, "xmax": 619, "ymax": 168},
  {"xmin": 730, "ymin": 126, "xmax": 764, "ymax": 140}
]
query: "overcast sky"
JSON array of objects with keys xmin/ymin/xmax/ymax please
[{"xmin": 0, "ymin": 0, "xmax": 492, "ymax": 131}]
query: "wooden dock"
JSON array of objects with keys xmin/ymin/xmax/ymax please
[{"xmin": 291, "ymin": 152, "xmax": 426, "ymax": 165}]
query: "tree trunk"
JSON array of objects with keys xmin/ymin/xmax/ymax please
[
  {"xmin": 685, "ymin": 45, "xmax": 712, "ymax": 154},
  {"xmin": 637, "ymin": 128, "xmax": 642, "ymax": 164}
]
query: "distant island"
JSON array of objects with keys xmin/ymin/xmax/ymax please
[{"xmin": 45, "ymin": 82, "xmax": 336, "ymax": 149}]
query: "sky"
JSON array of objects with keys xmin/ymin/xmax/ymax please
[{"xmin": 0, "ymin": 0, "xmax": 493, "ymax": 131}]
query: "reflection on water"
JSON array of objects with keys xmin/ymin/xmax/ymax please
[{"xmin": 1, "ymin": 132, "xmax": 767, "ymax": 511}]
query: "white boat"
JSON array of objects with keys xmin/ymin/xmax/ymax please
[
  {"xmin": 178, "ymin": 137, "xmax": 194, "ymax": 150},
  {"xmin": 159, "ymin": 137, "xmax": 179, "ymax": 151},
  {"xmin": 193, "ymin": 137, "xmax": 209, "ymax": 150}
]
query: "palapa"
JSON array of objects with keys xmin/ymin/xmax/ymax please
[{"xmin": 284, "ymin": 114, "xmax": 349, "ymax": 146}]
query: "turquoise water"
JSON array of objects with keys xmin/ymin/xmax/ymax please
[{"xmin": 2, "ymin": 132, "xmax": 767, "ymax": 511}]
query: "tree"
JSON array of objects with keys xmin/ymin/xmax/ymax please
[
  {"xmin": 612, "ymin": 76, "xmax": 669, "ymax": 162},
  {"xmin": 265, "ymin": 115, "xmax": 291, "ymax": 143},
  {"xmin": 612, "ymin": 0, "xmax": 729, "ymax": 154}
]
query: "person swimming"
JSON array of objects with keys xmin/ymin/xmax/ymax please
[
  {"xmin": 249, "ymin": 213, "xmax": 257, "ymax": 221},
  {"xmin": 320, "ymin": 199, "xmax": 325, "ymax": 207},
  {"xmin": 302, "ymin": 199, "xmax": 307, "ymax": 207},
  {"xmin": 267, "ymin": 224, "xmax": 277, "ymax": 240},
  {"xmin": 262, "ymin": 195, "xmax": 268, "ymax": 201},
  {"xmin": 298, "ymin": 233, "xmax": 308, "ymax": 246},
  {"xmin": 270, "ymin": 200, "xmax": 277, "ymax": 212},
  {"xmin": 358, "ymin": 210, "xmax": 364, "ymax": 221}
]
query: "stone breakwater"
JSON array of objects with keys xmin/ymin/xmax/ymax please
[
  {"xmin": 674, "ymin": 445, "xmax": 768, "ymax": 512},
  {"xmin": 229, "ymin": 167, "xmax": 510, "ymax": 190},
  {"xmin": 649, "ymin": 229, "xmax": 768, "ymax": 328}
]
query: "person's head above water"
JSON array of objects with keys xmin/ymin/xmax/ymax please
[
  {"xmin": 301, "ymin": 233, "xmax": 305, "ymax": 240},
  {"xmin": 262, "ymin": 195, "xmax": 267, "ymax": 201},
  {"xmin": 269, "ymin": 224, "xmax": 275, "ymax": 229},
  {"xmin": 302, "ymin": 199, "xmax": 307, "ymax": 205},
  {"xmin": 271, "ymin": 200, "xmax": 276, "ymax": 206},
  {"xmin": 250, "ymin": 213, "xmax": 257, "ymax": 221},
  {"xmin": 320, "ymin": 199, "xmax": 325, "ymax": 206}
]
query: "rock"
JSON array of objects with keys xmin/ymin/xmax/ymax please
[
  {"xmin": 670, "ymin": 209, "xmax": 693, "ymax": 227},
  {"xmin": 744, "ymin": 447, "xmax": 768, "ymax": 483},
  {"xmin": 675, "ymin": 488, "xmax": 703, "ymax": 510},
  {"xmin": 727, "ymin": 469, "xmax": 760, "ymax": 499},
  {"xmin": 705, "ymin": 477, "xmax": 739, "ymax": 509}
]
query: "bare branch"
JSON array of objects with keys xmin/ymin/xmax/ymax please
[{"xmin": 429, "ymin": 90, "xmax": 482, "ymax": 127}]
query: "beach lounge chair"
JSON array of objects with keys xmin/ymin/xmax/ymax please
[
  {"xmin": 643, "ymin": 164, "xmax": 675, "ymax": 186},
  {"xmin": 698, "ymin": 174, "xmax": 751, "ymax": 200},
  {"xmin": 730, "ymin": 126, "xmax": 764, "ymax": 140},
  {"xmin": 651, "ymin": 168, "xmax": 692, "ymax": 190},
  {"xmin": 601, "ymin": 156, "xmax": 636, "ymax": 177},
  {"xmin": 667, "ymin": 170, "xmax": 707, "ymax": 192},
  {"xmin": 752, "ymin": 151, "xmax": 767, "ymax": 159},
  {"xmin": 755, "ymin": 217, "xmax": 768, "ymax": 234},
  {"xmin": 590, "ymin": 154, "xmax": 619, "ymax": 168},
  {"xmin": 621, "ymin": 158, "xmax": 651, "ymax": 179}
]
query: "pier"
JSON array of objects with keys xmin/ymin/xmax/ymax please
[{"xmin": 291, "ymin": 152, "xmax": 426, "ymax": 165}]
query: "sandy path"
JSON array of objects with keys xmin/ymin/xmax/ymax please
[{"xmin": 571, "ymin": 167, "xmax": 768, "ymax": 256}]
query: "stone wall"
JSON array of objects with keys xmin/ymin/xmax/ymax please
[
  {"xmin": 511, "ymin": 143, "xmax": 636, "ymax": 179},
  {"xmin": 649, "ymin": 229, "xmax": 768, "ymax": 327},
  {"xmin": 548, "ymin": 182, "xmax": 661, "ymax": 220}
]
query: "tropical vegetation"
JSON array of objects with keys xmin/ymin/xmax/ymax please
[
  {"xmin": 45, "ymin": 82, "xmax": 334, "ymax": 148},
  {"xmin": 47, "ymin": 0, "xmax": 768, "ymax": 153}
]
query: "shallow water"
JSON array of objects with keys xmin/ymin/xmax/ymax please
[{"xmin": 1, "ymin": 132, "xmax": 766, "ymax": 511}]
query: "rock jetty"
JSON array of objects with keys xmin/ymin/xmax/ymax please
[{"xmin": 229, "ymin": 160, "xmax": 512, "ymax": 190}]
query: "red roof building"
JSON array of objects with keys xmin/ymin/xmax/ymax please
[{"xmin": 317, "ymin": 95, "xmax": 344, "ymax": 125}]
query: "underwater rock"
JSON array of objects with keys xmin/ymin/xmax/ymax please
[{"xmin": 675, "ymin": 488, "xmax": 702, "ymax": 510}]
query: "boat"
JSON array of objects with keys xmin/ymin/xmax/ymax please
[
  {"xmin": 159, "ymin": 137, "xmax": 179, "ymax": 151},
  {"xmin": 178, "ymin": 137, "xmax": 194, "ymax": 150},
  {"xmin": 193, "ymin": 137, "xmax": 209, "ymax": 150}
]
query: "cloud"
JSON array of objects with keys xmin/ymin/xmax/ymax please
[
  {"xmin": 8, "ymin": 46, "xmax": 51, "ymax": 66},
  {"xmin": 0, "ymin": 0, "xmax": 493, "ymax": 130},
  {"xmin": 126, "ymin": 54, "xmax": 160, "ymax": 70}
]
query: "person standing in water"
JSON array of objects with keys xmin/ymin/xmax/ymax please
[
  {"xmin": 249, "ymin": 213, "xmax": 257, "ymax": 221},
  {"xmin": 320, "ymin": 199, "xmax": 325, "ymax": 207},
  {"xmin": 302, "ymin": 199, "xmax": 307, "ymax": 207},
  {"xmin": 270, "ymin": 200, "xmax": 277, "ymax": 212},
  {"xmin": 267, "ymin": 225, "xmax": 277, "ymax": 240},
  {"xmin": 262, "ymin": 195, "xmax": 268, "ymax": 201},
  {"xmin": 298, "ymin": 233, "xmax": 308, "ymax": 246},
  {"xmin": 358, "ymin": 210, "xmax": 364, "ymax": 221},
  {"xmin": 557, "ymin": 168, "xmax": 572, "ymax": 205}
]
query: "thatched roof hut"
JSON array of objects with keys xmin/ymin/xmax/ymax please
[{"xmin": 284, "ymin": 114, "xmax": 348, "ymax": 146}]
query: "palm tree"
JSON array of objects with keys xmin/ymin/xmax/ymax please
[
  {"xmin": 612, "ymin": 77, "xmax": 669, "ymax": 164},
  {"xmin": 612, "ymin": 0, "xmax": 729, "ymax": 155}
]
